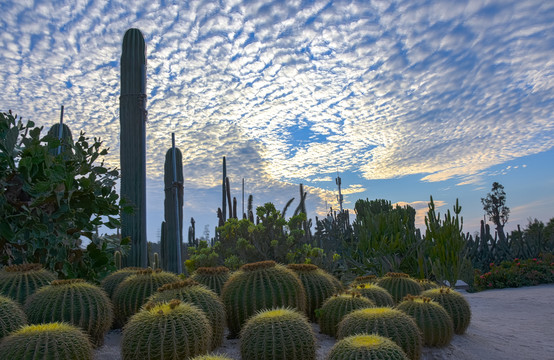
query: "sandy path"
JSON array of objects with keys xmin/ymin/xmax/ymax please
[{"xmin": 95, "ymin": 283, "xmax": 554, "ymax": 360}]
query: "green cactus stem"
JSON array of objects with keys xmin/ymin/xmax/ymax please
[
  {"xmin": 190, "ymin": 266, "xmax": 230, "ymax": 296},
  {"xmin": 0, "ymin": 263, "xmax": 56, "ymax": 305},
  {"xmin": 114, "ymin": 251, "xmax": 122, "ymax": 270},
  {"xmin": 0, "ymin": 295, "xmax": 27, "ymax": 339},
  {"xmin": 416, "ymin": 279, "xmax": 439, "ymax": 291},
  {"xmin": 152, "ymin": 252, "xmax": 159, "ymax": 270},
  {"xmin": 318, "ymin": 291, "xmax": 375, "ymax": 337},
  {"xmin": 47, "ymin": 122, "xmax": 73, "ymax": 156},
  {"xmin": 376, "ymin": 272, "xmax": 423, "ymax": 304},
  {"xmin": 327, "ymin": 334, "xmax": 409, "ymax": 360},
  {"xmin": 351, "ymin": 274, "xmax": 378, "ymax": 287},
  {"xmin": 100, "ymin": 267, "xmax": 143, "ymax": 300},
  {"xmin": 351, "ymin": 283, "xmax": 395, "ymax": 307},
  {"xmin": 422, "ymin": 287, "xmax": 471, "ymax": 334},
  {"xmin": 189, "ymin": 355, "xmax": 235, "ymax": 360}
]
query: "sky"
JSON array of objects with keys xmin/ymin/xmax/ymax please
[{"xmin": 1, "ymin": 0, "xmax": 553, "ymax": 243}]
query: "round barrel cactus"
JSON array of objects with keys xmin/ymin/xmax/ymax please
[
  {"xmin": 0, "ymin": 263, "xmax": 56, "ymax": 305},
  {"xmin": 112, "ymin": 268, "xmax": 179, "ymax": 327},
  {"xmin": 396, "ymin": 295, "xmax": 454, "ymax": 347},
  {"xmin": 327, "ymin": 334, "xmax": 409, "ymax": 360},
  {"xmin": 337, "ymin": 307, "xmax": 422, "ymax": 360},
  {"xmin": 0, "ymin": 295, "xmax": 27, "ymax": 339},
  {"xmin": 350, "ymin": 274, "xmax": 378, "ymax": 287},
  {"xmin": 122, "ymin": 299, "xmax": 212, "ymax": 360},
  {"xmin": 190, "ymin": 266, "xmax": 230, "ymax": 296},
  {"xmin": 0, "ymin": 322, "xmax": 93, "ymax": 360},
  {"xmin": 24, "ymin": 279, "xmax": 113, "ymax": 347},
  {"xmin": 416, "ymin": 279, "xmax": 439, "ymax": 291},
  {"xmin": 287, "ymin": 264, "xmax": 339, "ymax": 321},
  {"xmin": 100, "ymin": 267, "xmax": 142, "ymax": 299},
  {"xmin": 422, "ymin": 287, "xmax": 471, "ymax": 334},
  {"xmin": 221, "ymin": 260, "xmax": 306, "ymax": 337},
  {"xmin": 376, "ymin": 272, "xmax": 422, "ymax": 304},
  {"xmin": 318, "ymin": 291, "xmax": 375, "ymax": 337},
  {"xmin": 149, "ymin": 279, "xmax": 226, "ymax": 349},
  {"xmin": 351, "ymin": 283, "xmax": 395, "ymax": 307},
  {"xmin": 189, "ymin": 356, "xmax": 235, "ymax": 360},
  {"xmin": 240, "ymin": 307, "xmax": 316, "ymax": 360}
]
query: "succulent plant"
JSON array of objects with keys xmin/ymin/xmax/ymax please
[
  {"xmin": 221, "ymin": 260, "xmax": 306, "ymax": 337},
  {"xmin": 416, "ymin": 279, "xmax": 440, "ymax": 291},
  {"xmin": 422, "ymin": 287, "xmax": 471, "ymax": 334},
  {"xmin": 100, "ymin": 267, "xmax": 143, "ymax": 299},
  {"xmin": 0, "ymin": 263, "xmax": 56, "ymax": 305},
  {"xmin": 327, "ymin": 334, "xmax": 409, "ymax": 360},
  {"xmin": 112, "ymin": 268, "xmax": 179, "ymax": 327},
  {"xmin": 350, "ymin": 274, "xmax": 378, "ymax": 286},
  {"xmin": 376, "ymin": 272, "xmax": 422, "ymax": 304},
  {"xmin": 240, "ymin": 307, "xmax": 316, "ymax": 360},
  {"xmin": 148, "ymin": 279, "xmax": 226, "ymax": 349},
  {"xmin": 23, "ymin": 279, "xmax": 113, "ymax": 347},
  {"xmin": 190, "ymin": 266, "xmax": 230, "ymax": 296},
  {"xmin": 0, "ymin": 322, "xmax": 93, "ymax": 359},
  {"xmin": 351, "ymin": 283, "xmax": 395, "ymax": 307},
  {"xmin": 122, "ymin": 299, "xmax": 212, "ymax": 360},
  {"xmin": 396, "ymin": 295, "xmax": 454, "ymax": 347},
  {"xmin": 337, "ymin": 307, "xmax": 422, "ymax": 360},
  {"xmin": 0, "ymin": 295, "xmax": 27, "ymax": 339},
  {"xmin": 189, "ymin": 355, "xmax": 235, "ymax": 360},
  {"xmin": 318, "ymin": 291, "xmax": 375, "ymax": 337},
  {"xmin": 287, "ymin": 264, "xmax": 339, "ymax": 321}
]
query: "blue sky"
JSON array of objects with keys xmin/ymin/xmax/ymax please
[{"xmin": 1, "ymin": 0, "xmax": 553, "ymax": 243}]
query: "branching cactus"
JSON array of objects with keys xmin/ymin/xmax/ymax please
[
  {"xmin": 221, "ymin": 260, "xmax": 306, "ymax": 338},
  {"xmin": 327, "ymin": 334, "xmax": 409, "ymax": 360},
  {"xmin": 122, "ymin": 299, "xmax": 212, "ymax": 360},
  {"xmin": 422, "ymin": 287, "xmax": 471, "ymax": 334},
  {"xmin": 240, "ymin": 308, "xmax": 316, "ymax": 360},
  {"xmin": 190, "ymin": 266, "xmax": 230, "ymax": 296},
  {"xmin": 351, "ymin": 283, "xmax": 395, "ymax": 307},
  {"xmin": 337, "ymin": 307, "xmax": 422, "ymax": 360},
  {"xmin": 0, "ymin": 295, "xmax": 27, "ymax": 339},
  {"xmin": 287, "ymin": 264, "xmax": 339, "ymax": 321},
  {"xmin": 100, "ymin": 267, "xmax": 143, "ymax": 299},
  {"xmin": 396, "ymin": 295, "xmax": 454, "ymax": 347},
  {"xmin": 149, "ymin": 279, "xmax": 226, "ymax": 349},
  {"xmin": 317, "ymin": 291, "xmax": 375, "ymax": 337},
  {"xmin": 376, "ymin": 272, "xmax": 423, "ymax": 304},
  {"xmin": 0, "ymin": 263, "xmax": 56, "ymax": 305},
  {"xmin": 23, "ymin": 279, "xmax": 113, "ymax": 347}
]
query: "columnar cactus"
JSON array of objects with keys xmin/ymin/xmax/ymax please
[
  {"xmin": 190, "ymin": 266, "xmax": 230, "ymax": 296},
  {"xmin": 221, "ymin": 260, "xmax": 306, "ymax": 337},
  {"xmin": 240, "ymin": 308, "xmax": 316, "ymax": 360},
  {"xmin": 337, "ymin": 307, "xmax": 422, "ymax": 360},
  {"xmin": 327, "ymin": 334, "xmax": 409, "ymax": 360},
  {"xmin": 47, "ymin": 122, "xmax": 73, "ymax": 155},
  {"xmin": 287, "ymin": 264, "xmax": 339, "ymax": 321},
  {"xmin": 0, "ymin": 323, "xmax": 93, "ymax": 359},
  {"xmin": 422, "ymin": 287, "xmax": 471, "ymax": 334},
  {"xmin": 122, "ymin": 299, "xmax": 211, "ymax": 360},
  {"xmin": 0, "ymin": 263, "xmax": 56, "ymax": 305},
  {"xmin": 396, "ymin": 295, "xmax": 454, "ymax": 347},
  {"xmin": 351, "ymin": 283, "xmax": 395, "ymax": 307},
  {"xmin": 24, "ymin": 279, "xmax": 113, "ymax": 347},
  {"xmin": 100, "ymin": 267, "xmax": 142, "ymax": 299},
  {"xmin": 376, "ymin": 272, "xmax": 422, "ymax": 304},
  {"xmin": 149, "ymin": 279, "xmax": 226, "ymax": 349},
  {"xmin": 318, "ymin": 291, "xmax": 375, "ymax": 337},
  {"xmin": 0, "ymin": 295, "xmax": 27, "ymax": 339}
]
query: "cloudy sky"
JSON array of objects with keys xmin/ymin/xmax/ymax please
[{"xmin": 1, "ymin": 0, "xmax": 553, "ymax": 242}]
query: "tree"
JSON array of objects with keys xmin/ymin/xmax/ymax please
[{"xmin": 481, "ymin": 182, "xmax": 510, "ymax": 242}]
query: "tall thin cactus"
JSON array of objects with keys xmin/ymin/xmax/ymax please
[{"xmin": 222, "ymin": 156, "xmax": 227, "ymax": 222}]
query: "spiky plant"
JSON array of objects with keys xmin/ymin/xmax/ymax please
[
  {"xmin": 318, "ymin": 291, "xmax": 375, "ymax": 337},
  {"xmin": 350, "ymin": 274, "xmax": 378, "ymax": 287},
  {"xmin": 112, "ymin": 268, "xmax": 179, "ymax": 327},
  {"xmin": 0, "ymin": 295, "xmax": 27, "ymax": 339},
  {"xmin": 351, "ymin": 283, "xmax": 395, "ymax": 307},
  {"xmin": 396, "ymin": 295, "xmax": 454, "ymax": 347},
  {"xmin": 100, "ymin": 267, "xmax": 143, "ymax": 299},
  {"xmin": 376, "ymin": 272, "xmax": 422, "ymax": 304},
  {"xmin": 0, "ymin": 322, "xmax": 93, "ymax": 360},
  {"xmin": 416, "ymin": 279, "xmax": 439, "ymax": 291},
  {"xmin": 240, "ymin": 308, "xmax": 316, "ymax": 360},
  {"xmin": 23, "ymin": 279, "xmax": 113, "ymax": 347},
  {"xmin": 327, "ymin": 334, "xmax": 409, "ymax": 360},
  {"xmin": 148, "ymin": 279, "xmax": 226, "ymax": 349},
  {"xmin": 122, "ymin": 299, "xmax": 212, "ymax": 360},
  {"xmin": 189, "ymin": 355, "xmax": 235, "ymax": 360},
  {"xmin": 287, "ymin": 264, "xmax": 339, "ymax": 321},
  {"xmin": 0, "ymin": 263, "xmax": 56, "ymax": 305},
  {"xmin": 190, "ymin": 266, "xmax": 230, "ymax": 296},
  {"xmin": 337, "ymin": 307, "xmax": 422, "ymax": 360},
  {"xmin": 221, "ymin": 260, "xmax": 306, "ymax": 337},
  {"xmin": 422, "ymin": 287, "xmax": 471, "ymax": 334}
]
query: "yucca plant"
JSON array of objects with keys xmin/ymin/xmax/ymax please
[
  {"xmin": 327, "ymin": 334, "xmax": 409, "ymax": 360},
  {"xmin": 351, "ymin": 283, "xmax": 395, "ymax": 307},
  {"xmin": 422, "ymin": 287, "xmax": 471, "ymax": 334},
  {"xmin": 0, "ymin": 263, "xmax": 56, "ymax": 305},
  {"xmin": 318, "ymin": 291, "xmax": 375, "ymax": 337},
  {"xmin": 376, "ymin": 272, "xmax": 422, "ymax": 304},
  {"xmin": 190, "ymin": 266, "xmax": 230, "ymax": 296},
  {"xmin": 0, "ymin": 295, "xmax": 27, "ymax": 339}
]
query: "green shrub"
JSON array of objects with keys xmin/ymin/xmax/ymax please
[
  {"xmin": 0, "ymin": 295, "xmax": 26, "ymax": 339},
  {"xmin": 422, "ymin": 287, "xmax": 471, "ymax": 334},
  {"xmin": 0, "ymin": 263, "xmax": 56, "ymax": 305},
  {"xmin": 350, "ymin": 283, "xmax": 395, "ymax": 307},
  {"xmin": 327, "ymin": 334, "xmax": 409, "ymax": 360},
  {"xmin": 318, "ymin": 291, "xmax": 375, "ymax": 337},
  {"xmin": 190, "ymin": 266, "xmax": 230, "ymax": 296},
  {"xmin": 376, "ymin": 272, "xmax": 422, "ymax": 304}
]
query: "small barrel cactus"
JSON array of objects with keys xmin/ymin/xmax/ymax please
[
  {"xmin": 350, "ymin": 274, "xmax": 378, "ymax": 287},
  {"xmin": 396, "ymin": 295, "xmax": 454, "ymax": 347},
  {"xmin": 327, "ymin": 334, "xmax": 409, "ymax": 360},
  {"xmin": 422, "ymin": 287, "xmax": 471, "ymax": 334},
  {"xmin": 240, "ymin": 307, "xmax": 316, "ymax": 360},
  {"xmin": 0, "ymin": 322, "xmax": 93, "ymax": 360},
  {"xmin": 112, "ymin": 268, "xmax": 179, "ymax": 327},
  {"xmin": 24, "ymin": 279, "xmax": 113, "ymax": 347},
  {"xmin": 0, "ymin": 263, "xmax": 56, "ymax": 305},
  {"xmin": 189, "ymin": 355, "xmax": 235, "ymax": 360},
  {"xmin": 100, "ymin": 267, "xmax": 143, "ymax": 299},
  {"xmin": 149, "ymin": 279, "xmax": 226, "ymax": 349},
  {"xmin": 416, "ymin": 279, "xmax": 439, "ymax": 291},
  {"xmin": 190, "ymin": 266, "xmax": 230, "ymax": 296},
  {"xmin": 0, "ymin": 295, "xmax": 27, "ymax": 339},
  {"xmin": 221, "ymin": 260, "xmax": 306, "ymax": 337},
  {"xmin": 318, "ymin": 291, "xmax": 375, "ymax": 337},
  {"xmin": 122, "ymin": 299, "xmax": 212, "ymax": 360},
  {"xmin": 351, "ymin": 283, "xmax": 395, "ymax": 307},
  {"xmin": 376, "ymin": 272, "xmax": 422, "ymax": 304},
  {"xmin": 337, "ymin": 307, "xmax": 422, "ymax": 360},
  {"xmin": 287, "ymin": 264, "xmax": 339, "ymax": 321}
]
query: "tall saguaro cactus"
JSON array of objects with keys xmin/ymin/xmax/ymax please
[{"xmin": 120, "ymin": 28, "xmax": 148, "ymax": 267}]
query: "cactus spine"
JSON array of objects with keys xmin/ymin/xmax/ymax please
[
  {"xmin": 318, "ymin": 292, "xmax": 375, "ymax": 337},
  {"xmin": 0, "ymin": 295, "xmax": 27, "ymax": 339},
  {"xmin": 351, "ymin": 283, "xmax": 395, "ymax": 307},
  {"xmin": 190, "ymin": 266, "xmax": 230, "ymax": 296},
  {"xmin": 327, "ymin": 334, "xmax": 409, "ymax": 360},
  {"xmin": 422, "ymin": 287, "xmax": 471, "ymax": 334},
  {"xmin": 0, "ymin": 263, "xmax": 56, "ymax": 305},
  {"xmin": 376, "ymin": 272, "xmax": 423, "ymax": 304}
]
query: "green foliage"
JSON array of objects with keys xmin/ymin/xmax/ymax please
[
  {"xmin": 23, "ymin": 279, "xmax": 113, "ymax": 347},
  {"xmin": 0, "ymin": 322, "xmax": 93, "ymax": 360},
  {"xmin": 318, "ymin": 292, "xmax": 375, "ymax": 337},
  {"xmin": 421, "ymin": 287, "xmax": 471, "ymax": 334},
  {"xmin": 327, "ymin": 334, "xmax": 409, "ymax": 360},
  {"xmin": 189, "ymin": 266, "xmax": 230, "ymax": 296},
  {"xmin": 240, "ymin": 308, "xmax": 316, "ymax": 360},
  {"xmin": 100, "ymin": 267, "xmax": 142, "ymax": 299},
  {"xmin": 375, "ymin": 272, "xmax": 422, "ymax": 304},
  {"xmin": 0, "ymin": 263, "xmax": 56, "ymax": 304},
  {"xmin": 0, "ymin": 295, "xmax": 27, "ymax": 339},
  {"xmin": 350, "ymin": 283, "xmax": 395, "ymax": 307},
  {"xmin": 481, "ymin": 182, "xmax": 510, "ymax": 241},
  {"xmin": 185, "ymin": 240, "xmax": 220, "ymax": 273}
]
